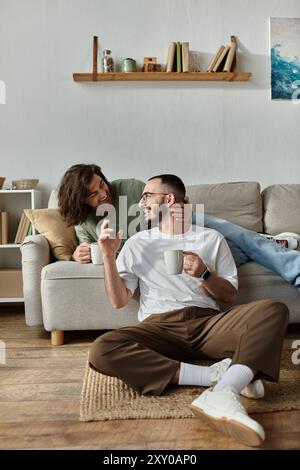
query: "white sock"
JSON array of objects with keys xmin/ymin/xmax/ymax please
[
  {"xmin": 178, "ymin": 362, "xmax": 212, "ymax": 386},
  {"xmin": 214, "ymin": 364, "xmax": 254, "ymax": 394}
]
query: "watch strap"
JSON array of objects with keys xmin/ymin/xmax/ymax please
[{"xmin": 198, "ymin": 266, "xmax": 211, "ymax": 281}]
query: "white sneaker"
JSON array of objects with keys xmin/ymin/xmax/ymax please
[
  {"xmin": 210, "ymin": 358, "xmax": 265, "ymax": 399},
  {"xmin": 240, "ymin": 379, "xmax": 265, "ymax": 399},
  {"xmin": 191, "ymin": 387, "xmax": 265, "ymax": 447},
  {"xmin": 210, "ymin": 358, "xmax": 232, "ymax": 384}
]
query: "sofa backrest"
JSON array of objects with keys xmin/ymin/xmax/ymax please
[
  {"xmin": 186, "ymin": 181, "xmax": 263, "ymax": 232},
  {"xmin": 262, "ymin": 184, "xmax": 300, "ymax": 235}
]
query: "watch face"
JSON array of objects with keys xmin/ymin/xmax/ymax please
[{"xmin": 202, "ymin": 268, "xmax": 211, "ymax": 280}]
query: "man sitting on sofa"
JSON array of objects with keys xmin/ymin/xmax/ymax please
[
  {"xmin": 58, "ymin": 164, "xmax": 300, "ymax": 290},
  {"xmin": 89, "ymin": 174, "xmax": 289, "ymax": 447}
]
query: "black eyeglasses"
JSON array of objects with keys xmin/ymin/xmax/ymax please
[{"xmin": 140, "ymin": 192, "xmax": 169, "ymax": 203}]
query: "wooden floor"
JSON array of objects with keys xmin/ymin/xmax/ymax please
[{"xmin": 0, "ymin": 305, "xmax": 300, "ymax": 450}]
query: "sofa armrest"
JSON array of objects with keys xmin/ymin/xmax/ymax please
[{"xmin": 21, "ymin": 235, "xmax": 51, "ymax": 326}]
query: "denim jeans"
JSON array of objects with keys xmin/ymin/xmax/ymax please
[{"xmin": 192, "ymin": 213, "xmax": 300, "ymax": 290}]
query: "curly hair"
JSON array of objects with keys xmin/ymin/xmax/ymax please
[{"xmin": 58, "ymin": 164, "xmax": 110, "ymax": 226}]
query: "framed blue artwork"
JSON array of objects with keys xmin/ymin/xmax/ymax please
[{"xmin": 270, "ymin": 17, "xmax": 300, "ymax": 100}]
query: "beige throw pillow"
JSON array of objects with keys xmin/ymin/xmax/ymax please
[
  {"xmin": 262, "ymin": 184, "xmax": 300, "ymax": 235},
  {"xmin": 186, "ymin": 181, "xmax": 263, "ymax": 232},
  {"xmin": 24, "ymin": 209, "xmax": 77, "ymax": 261}
]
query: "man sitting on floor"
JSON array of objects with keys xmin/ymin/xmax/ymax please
[{"xmin": 89, "ymin": 174, "xmax": 289, "ymax": 447}]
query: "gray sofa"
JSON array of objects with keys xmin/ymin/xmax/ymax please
[{"xmin": 21, "ymin": 181, "xmax": 300, "ymax": 345}]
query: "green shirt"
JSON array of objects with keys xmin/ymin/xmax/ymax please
[{"xmin": 75, "ymin": 178, "xmax": 145, "ymax": 250}]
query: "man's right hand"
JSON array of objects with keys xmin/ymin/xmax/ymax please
[
  {"xmin": 72, "ymin": 242, "xmax": 91, "ymax": 264},
  {"xmin": 98, "ymin": 219, "xmax": 122, "ymax": 258},
  {"xmin": 169, "ymin": 197, "xmax": 193, "ymax": 233}
]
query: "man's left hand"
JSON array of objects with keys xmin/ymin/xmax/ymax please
[{"xmin": 183, "ymin": 251, "xmax": 206, "ymax": 277}]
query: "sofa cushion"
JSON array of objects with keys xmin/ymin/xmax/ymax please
[
  {"xmin": 25, "ymin": 209, "xmax": 77, "ymax": 261},
  {"xmin": 186, "ymin": 181, "xmax": 263, "ymax": 232},
  {"xmin": 235, "ymin": 262, "xmax": 299, "ymax": 323},
  {"xmin": 262, "ymin": 184, "xmax": 300, "ymax": 235}
]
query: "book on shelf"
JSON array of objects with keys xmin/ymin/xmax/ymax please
[
  {"xmin": 1, "ymin": 211, "xmax": 9, "ymax": 244},
  {"xmin": 0, "ymin": 211, "xmax": 2, "ymax": 244},
  {"xmin": 172, "ymin": 46, "xmax": 177, "ymax": 72},
  {"xmin": 206, "ymin": 45, "xmax": 225, "ymax": 72},
  {"xmin": 166, "ymin": 42, "xmax": 176, "ymax": 72},
  {"xmin": 212, "ymin": 45, "xmax": 230, "ymax": 72},
  {"xmin": 223, "ymin": 35, "xmax": 237, "ymax": 72},
  {"xmin": 166, "ymin": 41, "xmax": 189, "ymax": 73},
  {"xmin": 27, "ymin": 223, "xmax": 32, "ymax": 237},
  {"xmin": 14, "ymin": 212, "xmax": 26, "ymax": 244},
  {"xmin": 176, "ymin": 42, "xmax": 182, "ymax": 72},
  {"xmin": 20, "ymin": 214, "xmax": 30, "ymax": 243},
  {"xmin": 181, "ymin": 42, "xmax": 189, "ymax": 72},
  {"xmin": 14, "ymin": 213, "xmax": 23, "ymax": 244}
]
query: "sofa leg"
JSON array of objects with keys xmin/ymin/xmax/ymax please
[{"xmin": 51, "ymin": 330, "xmax": 64, "ymax": 346}]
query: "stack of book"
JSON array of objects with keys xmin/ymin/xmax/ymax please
[
  {"xmin": 206, "ymin": 35, "xmax": 237, "ymax": 72},
  {"xmin": 14, "ymin": 211, "xmax": 32, "ymax": 244},
  {"xmin": 0, "ymin": 211, "xmax": 9, "ymax": 244},
  {"xmin": 166, "ymin": 42, "xmax": 190, "ymax": 72}
]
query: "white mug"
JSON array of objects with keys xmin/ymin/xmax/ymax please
[
  {"xmin": 164, "ymin": 250, "xmax": 183, "ymax": 275},
  {"xmin": 90, "ymin": 243, "xmax": 103, "ymax": 265}
]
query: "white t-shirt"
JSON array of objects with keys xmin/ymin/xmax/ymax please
[{"xmin": 116, "ymin": 225, "xmax": 238, "ymax": 322}]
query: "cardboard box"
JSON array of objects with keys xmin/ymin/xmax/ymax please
[{"xmin": 0, "ymin": 269, "xmax": 23, "ymax": 298}]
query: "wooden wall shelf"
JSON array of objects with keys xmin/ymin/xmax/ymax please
[{"xmin": 73, "ymin": 71, "xmax": 251, "ymax": 82}]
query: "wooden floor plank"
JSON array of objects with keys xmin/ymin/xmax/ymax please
[
  {"xmin": 0, "ymin": 401, "xmax": 80, "ymax": 423},
  {"xmin": 3, "ymin": 338, "xmax": 95, "ymax": 348},
  {"xmin": 3, "ymin": 356, "xmax": 87, "ymax": 368},
  {"xmin": 6, "ymin": 347, "xmax": 88, "ymax": 359},
  {"xmin": 1, "ymin": 367, "xmax": 84, "ymax": 385},
  {"xmin": 0, "ymin": 382, "xmax": 82, "ymax": 401}
]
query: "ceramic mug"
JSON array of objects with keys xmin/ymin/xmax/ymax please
[
  {"xmin": 122, "ymin": 58, "xmax": 137, "ymax": 73},
  {"xmin": 90, "ymin": 243, "xmax": 103, "ymax": 265},
  {"xmin": 164, "ymin": 250, "xmax": 183, "ymax": 275}
]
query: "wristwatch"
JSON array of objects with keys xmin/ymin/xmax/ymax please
[{"xmin": 197, "ymin": 266, "xmax": 212, "ymax": 281}]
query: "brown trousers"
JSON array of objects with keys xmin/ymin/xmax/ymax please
[{"xmin": 89, "ymin": 299, "xmax": 289, "ymax": 395}]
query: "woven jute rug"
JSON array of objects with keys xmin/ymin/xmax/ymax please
[{"xmin": 80, "ymin": 349, "xmax": 300, "ymax": 421}]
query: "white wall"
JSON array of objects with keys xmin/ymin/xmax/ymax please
[{"xmin": 0, "ymin": 0, "xmax": 299, "ymax": 205}]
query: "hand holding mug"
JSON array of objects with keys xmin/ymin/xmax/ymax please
[
  {"xmin": 72, "ymin": 242, "xmax": 91, "ymax": 264},
  {"xmin": 183, "ymin": 251, "xmax": 206, "ymax": 277}
]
